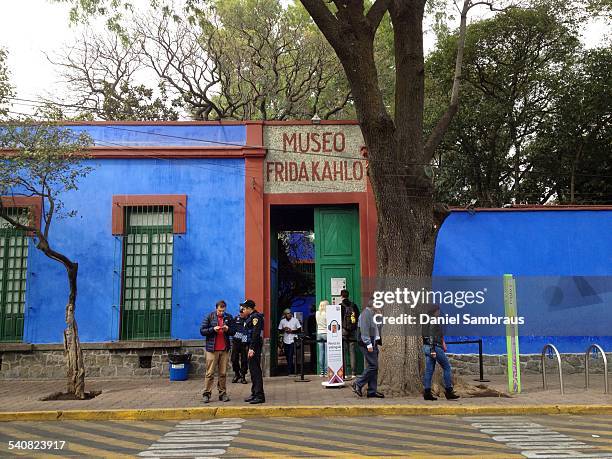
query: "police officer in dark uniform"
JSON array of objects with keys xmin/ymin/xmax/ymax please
[
  {"xmin": 231, "ymin": 306, "xmax": 249, "ymax": 384},
  {"xmin": 241, "ymin": 299, "xmax": 265, "ymax": 404}
]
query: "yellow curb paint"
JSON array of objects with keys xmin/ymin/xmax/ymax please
[{"xmin": 0, "ymin": 404, "xmax": 611, "ymax": 422}]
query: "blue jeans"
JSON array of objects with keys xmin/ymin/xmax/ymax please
[
  {"xmin": 423, "ymin": 345, "xmax": 453, "ymax": 390},
  {"xmin": 317, "ymin": 333, "xmax": 327, "ymax": 375},
  {"xmin": 284, "ymin": 342, "xmax": 295, "ymax": 375},
  {"xmin": 355, "ymin": 345, "xmax": 378, "ymax": 395}
]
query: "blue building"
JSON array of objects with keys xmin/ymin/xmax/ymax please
[{"xmin": 0, "ymin": 121, "xmax": 610, "ymax": 378}]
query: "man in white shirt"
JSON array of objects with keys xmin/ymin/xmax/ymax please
[{"xmin": 278, "ymin": 308, "xmax": 302, "ymax": 375}]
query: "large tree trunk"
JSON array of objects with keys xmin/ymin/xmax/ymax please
[
  {"xmin": 64, "ymin": 262, "xmax": 85, "ymax": 399},
  {"xmin": 363, "ymin": 0, "xmax": 434, "ymax": 396},
  {"xmin": 375, "ymin": 187, "xmax": 436, "ymax": 395},
  {"xmin": 299, "ymin": 0, "xmax": 462, "ymax": 396},
  {"xmin": 367, "ymin": 145, "xmax": 438, "ymax": 395}
]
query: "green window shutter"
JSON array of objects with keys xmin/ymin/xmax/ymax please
[
  {"xmin": 0, "ymin": 208, "xmax": 29, "ymax": 342},
  {"xmin": 120, "ymin": 206, "xmax": 173, "ymax": 340}
]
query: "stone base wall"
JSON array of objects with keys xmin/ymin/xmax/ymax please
[
  {"xmin": 1, "ymin": 344, "xmax": 609, "ymax": 379},
  {"xmin": 0, "ymin": 343, "xmax": 209, "ymax": 380},
  {"xmin": 448, "ymin": 353, "xmax": 612, "ymax": 377}
]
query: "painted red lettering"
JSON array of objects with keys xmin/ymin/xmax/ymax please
[
  {"xmin": 275, "ymin": 162, "xmax": 284, "ymax": 181},
  {"xmin": 311, "ymin": 133, "xmax": 321, "ymax": 152},
  {"xmin": 266, "ymin": 162, "xmax": 275, "ymax": 181},
  {"xmin": 289, "ymin": 162, "xmax": 299, "ymax": 181},
  {"xmin": 283, "ymin": 133, "xmax": 297, "ymax": 152},
  {"xmin": 353, "ymin": 161, "xmax": 364, "ymax": 180},
  {"xmin": 299, "ymin": 162, "xmax": 309, "ymax": 181},
  {"xmin": 333, "ymin": 133, "xmax": 345, "ymax": 152},
  {"xmin": 322, "ymin": 161, "xmax": 333, "ymax": 180},
  {"xmin": 333, "ymin": 161, "xmax": 343, "ymax": 181},
  {"xmin": 322, "ymin": 132, "xmax": 333, "ymax": 152},
  {"xmin": 298, "ymin": 133, "xmax": 310, "ymax": 153},
  {"xmin": 311, "ymin": 162, "xmax": 321, "ymax": 181},
  {"xmin": 344, "ymin": 161, "xmax": 352, "ymax": 180}
]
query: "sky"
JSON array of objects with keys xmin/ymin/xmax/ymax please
[{"xmin": 0, "ymin": 0, "xmax": 609, "ymax": 116}]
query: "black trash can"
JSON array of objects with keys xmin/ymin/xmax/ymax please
[{"xmin": 168, "ymin": 353, "xmax": 192, "ymax": 381}]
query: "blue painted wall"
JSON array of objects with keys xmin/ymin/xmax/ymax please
[
  {"xmin": 68, "ymin": 124, "xmax": 246, "ymax": 147},
  {"xmin": 22, "ymin": 157, "xmax": 245, "ymax": 344},
  {"xmin": 433, "ymin": 210, "xmax": 612, "ymax": 354}
]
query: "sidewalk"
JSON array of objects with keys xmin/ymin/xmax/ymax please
[{"xmin": 0, "ymin": 373, "xmax": 610, "ymax": 419}]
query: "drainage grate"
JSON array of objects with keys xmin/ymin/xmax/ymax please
[{"xmin": 139, "ymin": 355, "xmax": 152, "ymax": 369}]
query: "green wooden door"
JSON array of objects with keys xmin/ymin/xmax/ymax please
[
  {"xmin": 0, "ymin": 224, "xmax": 28, "ymax": 342},
  {"xmin": 314, "ymin": 206, "xmax": 362, "ymax": 374},
  {"xmin": 120, "ymin": 208, "xmax": 173, "ymax": 340}
]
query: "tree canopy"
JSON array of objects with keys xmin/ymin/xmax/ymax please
[
  {"xmin": 427, "ymin": 5, "xmax": 611, "ymax": 206},
  {"xmin": 49, "ymin": 0, "xmax": 356, "ymax": 120},
  {"xmin": 0, "ymin": 48, "xmax": 14, "ymax": 118}
]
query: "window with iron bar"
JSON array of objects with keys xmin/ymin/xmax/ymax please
[
  {"xmin": 0, "ymin": 208, "xmax": 29, "ymax": 342},
  {"xmin": 120, "ymin": 206, "xmax": 173, "ymax": 340}
]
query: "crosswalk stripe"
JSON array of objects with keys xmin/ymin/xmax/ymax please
[
  {"xmin": 243, "ymin": 419, "xmax": 504, "ymax": 457},
  {"xmin": 225, "ymin": 446, "xmax": 288, "ymax": 458},
  {"xmin": 230, "ymin": 435, "xmax": 359, "ymax": 457},
  {"xmin": 536, "ymin": 427, "xmax": 612, "ymax": 447},
  {"xmin": 22, "ymin": 422, "xmax": 146, "ymax": 455},
  {"xmin": 258, "ymin": 418, "xmax": 419, "ymax": 452},
  {"xmin": 340, "ymin": 415, "xmax": 509, "ymax": 441},
  {"xmin": 107, "ymin": 420, "xmax": 177, "ymax": 434},
  {"xmin": 0, "ymin": 424, "xmax": 59, "ymax": 458},
  {"xmin": 3, "ymin": 423, "xmax": 129, "ymax": 459},
  {"xmin": 408, "ymin": 454, "xmax": 523, "ymax": 459},
  {"xmin": 239, "ymin": 426, "xmax": 412, "ymax": 456},
  {"xmin": 353, "ymin": 415, "xmax": 510, "ymax": 438},
  {"xmin": 536, "ymin": 425, "xmax": 612, "ymax": 439},
  {"xmin": 533, "ymin": 419, "xmax": 612, "ymax": 433},
  {"xmin": 286, "ymin": 416, "xmax": 509, "ymax": 451},
  {"xmin": 67, "ymin": 421, "xmax": 161, "ymax": 442}
]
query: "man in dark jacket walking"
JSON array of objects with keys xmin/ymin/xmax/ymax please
[
  {"xmin": 199, "ymin": 300, "xmax": 234, "ymax": 403},
  {"xmin": 351, "ymin": 299, "xmax": 384, "ymax": 398},
  {"xmin": 422, "ymin": 304, "xmax": 459, "ymax": 401},
  {"xmin": 231, "ymin": 306, "xmax": 249, "ymax": 384}
]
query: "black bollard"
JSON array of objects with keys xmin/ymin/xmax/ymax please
[{"xmin": 294, "ymin": 335, "xmax": 310, "ymax": 383}]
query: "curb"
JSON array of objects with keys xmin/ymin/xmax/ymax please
[{"xmin": 1, "ymin": 404, "xmax": 612, "ymax": 422}]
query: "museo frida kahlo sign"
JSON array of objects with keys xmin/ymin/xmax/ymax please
[{"xmin": 263, "ymin": 124, "xmax": 367, "ymax": 194}]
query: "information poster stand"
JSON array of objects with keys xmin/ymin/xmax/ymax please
[
  {"xmin": 504, "ymin": 274, "xmax": 521, "ymax": 393},
  {"xmin": 322, "ymin": 303, "xmax": 345, "ymax": 387}
]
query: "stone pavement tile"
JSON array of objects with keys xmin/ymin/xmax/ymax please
[{"xmin": 0, "ymin": 373, "xmax": 610, "ymax": 412}]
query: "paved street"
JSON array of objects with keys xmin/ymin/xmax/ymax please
[{"xmin": 0, "ymin": 415, "xmax": 610, "ymax": 458}]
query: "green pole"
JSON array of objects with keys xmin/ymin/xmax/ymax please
[{"xmin": 504, "ymin": 274, "xmax": 521, "ymax": 393}]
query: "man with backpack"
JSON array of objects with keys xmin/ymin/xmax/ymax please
[{"xmin": 340, "ymin": 289, "xmax": 360, "ymax": 379}]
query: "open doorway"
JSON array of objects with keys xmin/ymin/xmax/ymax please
[
  {"xmin": 270, "ymin": 206, "xmax": 316, "ymax": 376},
  {"xmin": 270, "ymin": 204, "xmax": 364, "ymax": 377}
]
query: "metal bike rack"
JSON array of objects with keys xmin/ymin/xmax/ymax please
[
  {"xmin": 541, "ymin": 344, "xmax": 564, "ymax": 395},
  {"xmin": 585, "ymin": 344, "xmax": 608, "ymax": 394}
]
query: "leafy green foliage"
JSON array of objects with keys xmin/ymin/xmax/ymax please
[
  {"xmin": 52, "ymin": 0, "xmax": 355, "ymax": 120},
  {"xmin": 523, "ymin": 47, "xmax": 612, "ymax": 204},
  {"xmin": 190, "ymin": 0, "xmax": 352, "ymax": 119},
  {"xmin": 0, "ymin": 48, "xmax": 14, "ymax": 118},
  {"xmin": 426, "ymin": 5, "xmax": 608, "ymax": 206},
  {"xmin": 0, "ymin": 122, "xmax": 94, "ymax": 225}
]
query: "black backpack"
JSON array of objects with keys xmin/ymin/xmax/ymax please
[{"xmin": 342, "ymin": 300, "xmax": 359, "ymax": 333}]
